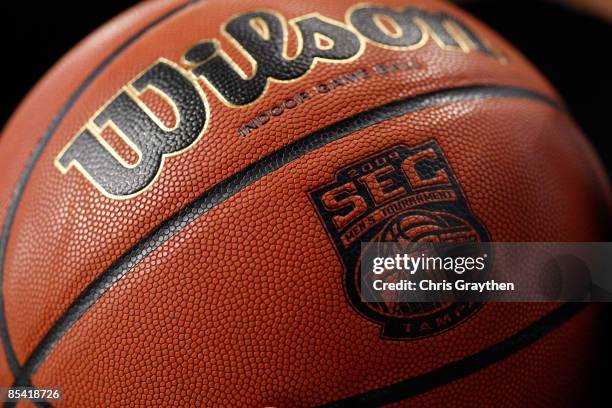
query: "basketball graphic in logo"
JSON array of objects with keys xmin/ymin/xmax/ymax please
[
  {"xmin": 378, "ymin": 209, "xmax": 480, "ymax": 243},
  {"xmin": 360, "ymin": 209, "xmax": 488, "ymax": 338},
  {"xmin": 310, "ymin": 142, "xmax": 490, "ymax": 339}
]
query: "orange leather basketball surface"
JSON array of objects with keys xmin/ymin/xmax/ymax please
[{"xmin": 0, "ymin": 0, "xmax": 609, "ymax": 406}]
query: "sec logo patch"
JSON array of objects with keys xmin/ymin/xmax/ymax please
[{"xmin": 309, "ymin": 140, "xmax": 490, "ymax": 339}]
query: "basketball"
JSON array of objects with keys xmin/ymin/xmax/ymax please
[{"xmin": 0, "ymin": 0, "xmax": 609, "ymax": 406}]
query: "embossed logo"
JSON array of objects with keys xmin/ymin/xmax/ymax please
[
  {"xmin": 309, "ymin": 141, "xmax": 490, "ymax": 339},
  {"xmin": 56, "ymin": 4, "xmax": 500, "ymax": 199}
]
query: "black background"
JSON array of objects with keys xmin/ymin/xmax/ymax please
[{"xmin": 0, "ymin": 0, "xmax": 610, "ymax": 401}]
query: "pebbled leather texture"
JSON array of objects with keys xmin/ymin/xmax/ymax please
[{"xmin": 0, "ymin": 0, "xmax": 609, "ymax": 406}]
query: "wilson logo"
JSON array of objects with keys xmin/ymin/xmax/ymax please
[{"xmin": 56, "ymin": 4, "xmax": 499, "ymax": 199}]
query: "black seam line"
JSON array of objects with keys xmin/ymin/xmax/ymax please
[
  {"xmin": 0, "ymin": 0, "xmax": 201, "ymax": 401},
  {"xmin": 317, "ymin": 302, "xmax": 588, "ymax": 407},
  {"xmin": 2, "ymin": 398, "xmax": 51, "ymax": 408},
  {"xmin": 12, "ymin": 84, "xmax": 560, "ymax": 383},
  {"xmin": 0, "ymin": 0, "xmax": 200, "ymax": 375}
]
